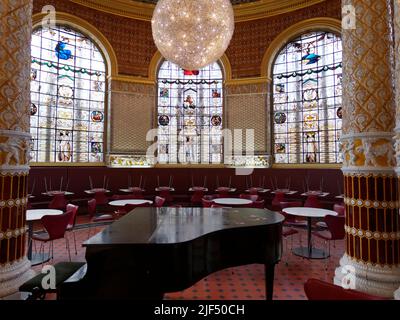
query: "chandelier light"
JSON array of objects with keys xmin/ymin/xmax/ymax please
[{"xmin": 151, "ymin": 0, "xmax": 235, "ymax": 70}]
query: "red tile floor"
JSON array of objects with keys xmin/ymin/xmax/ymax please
[{"xmin": 29, "ymin": 215, "xmax": 344, "ymax": 300}]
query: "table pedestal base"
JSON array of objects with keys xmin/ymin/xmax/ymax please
[{"xmin": 292, "ymin": 246, "xmax": 329, "ymax": 259}]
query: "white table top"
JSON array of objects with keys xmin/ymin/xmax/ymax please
[
  {"xmin": 41, "ymin": 191, "xmax": 75, "ymax": 196},
  {"xmin": 245, "ymin": 188, "xmax": 270, "ymax": 193},
  {"xmin": 109, "ymin": 200, "xmax": 153, "ymax": 207},
  {"xmin": 189, "ymin": 187, "xmax": 208, "ymax": 192},
  {"xmin": 85, "ymin": 189, "xmax": 111, "ymax": 194},
  {"xmin": 26, "ymin": 209, "xmax": 63, "ymax": 222},
  {"xmin": 283, "ymin": 207, "xmax": 338, "ymax": 218},
  {"xmin": 271, "ymin": 189, "xmax": 298, "ymax": 195},
  {"xmin": 156, "ymin": 187, "xmax": 175, "ymax": 192},
  {"xmin": 119, "ymin": 188, "xmax": 145, "ymax": 193},
  {"xmin": 213, "ymin": 198, "xmax": 253, "ymax": 206},
  {"xmin": 301, "ymin": 191, "xmax": 330, "ymax": 197}
]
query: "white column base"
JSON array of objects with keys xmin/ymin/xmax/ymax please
[
  {"xmin": 0, "ymin": 258, "xmax": 35, "ymax": 299},
  {"xmin": 334, "ymin": 254, "xmax": 400, "ymax": 298}
]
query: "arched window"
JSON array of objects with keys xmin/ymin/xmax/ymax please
[
  {"xmin": 157, "ymin": 60, "xmax": 224, "ymax": 164},
  {"xmin": 30, "ymin": 25, "xmax": 106, "ymax": 163},
  {"xmin": 272, "ymin": 31, "xmax": 342, "ymax": 164}
]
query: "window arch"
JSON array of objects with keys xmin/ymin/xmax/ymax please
[
  {"xmin": 157, "ymin": 60, "xmax": 224, "ymax": 164},
  {"xmin": 30, "ymin": 24, "xmax": 107, "ymax": 163},
  {"xmin": 272, "ymin": 31, "xmax": 342, "ymax": 164}
]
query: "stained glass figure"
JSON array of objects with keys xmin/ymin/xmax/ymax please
[
  {"xmin": 55, "ymin": 41, "xmax": 72, "ymax": 60},
  {"xmin": 30, "ymin": 25, "xmax": 106, "ymax": 163},
  {"xmin": 272, "ymin": 31, "xmax": 342, "ymax": 164},
  {"xmin": 157, "ymin": 60, "xmax": 223, "ymax": 164}
]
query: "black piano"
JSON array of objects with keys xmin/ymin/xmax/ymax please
[{"xmin": 59, "ymin": 207, "xmax": 284, "ymax": 300}]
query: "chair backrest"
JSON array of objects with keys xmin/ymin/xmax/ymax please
[
  {"xmin": 48, "ymin": 193, "xmax": 68, "ymax": 210},
  {"xmin": 41, "ymin": 211, "xmax": 73, "ymax": 241},
  {"xmin": 252, "ymin": 200, "xmax": 265, "ymax": 209},
  {"xmin": 87, "ymin": 199, "xmax": 96, "ymax": 218},
  {"xmin": 66, "ymin": 204, "xmax": 79, "ymax": 228},
  {"xmin": 248, "ymin": 187, "xmax": 259, "ymax": 195},
  {"xmin": 202, "ymin": 198, "xmax": 213, "ymax": 208},
  {"xmin": 333, "ymin": 203, "xmax": 345, "ymax": 216},
  {"xmin": 304, "ymin": 279, "xmax": 387, "ymax": 300},
  {"xmin": 304, "ymin": 195, "xmax": 323, "ymax": 208},
  {"xmin": 272, "ymin": 192, "xmax": 286, "ymax": 206},
  {"xmin": 279, "ymin": 201, "xmax": 303, "ymax": 209},
  {"xmin": 94, "ymin": 191, "xmax": 108, "ymax": 205},
  {"xmin": 325, "ymin": 215, "xmax": 346, "ymax": 240},
  {"xmin": 239, "ymin": 194, "xmax": 259, "ymax": 202},
  {"xmin": 155, "ymin": 196, "xmax": 166, "ymax": 207}
]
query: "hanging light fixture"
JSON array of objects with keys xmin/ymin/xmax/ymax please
[{"xmin": 151, "ymin": 0, "xmax": 235, "ymax": 70}]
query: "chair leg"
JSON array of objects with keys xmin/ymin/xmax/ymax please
[
  {"xmin": 65, "ymin": 237, "xmax": 71, "ymax": 262},
  {"xmin": 72, "ymin": 231, "xmax": 77, "ymax": 255}
]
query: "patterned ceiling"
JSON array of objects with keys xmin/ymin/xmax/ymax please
[{"xmin": 134, "ymin": 0, "xmax": 259, "ymax": 4}]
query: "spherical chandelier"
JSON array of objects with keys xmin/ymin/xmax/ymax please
[{"xmin": 151, "ymin": 0, "xmax": 235, "ymax": 70}]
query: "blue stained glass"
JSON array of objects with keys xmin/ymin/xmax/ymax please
[
  {"xmin": 302, "ymin": 53, "xmax": 321, "ymax": 65},
  {"xmin": 55, "ymin": 41, "xmax": 72, "ymax": 60}
]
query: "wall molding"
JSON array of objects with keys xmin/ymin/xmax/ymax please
[{"xmin": 70, "ymin": 0, "xmax": 328, "ymax": 23}]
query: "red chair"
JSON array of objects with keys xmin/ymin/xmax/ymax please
[
  {"xmin": 66, "ymin": 204, "xmax": 79, "ymax": 255},
  {"xmin": 313, "ymin": 215, "xmax": 345, "ymax": 261},
  {"xmin": 48, "ymin": 193, "xmax": 68, "ymax": 210},
  {"xmin": 248, "ymin": 187, "xmax": 259, "ymax": 195},
  {"xmin": 111, "ymin": 194, "xmax": 135, "ymax": 200},
  {"xmin": 304, "ymin": 194, "xmax": 323, "ymax": 208},
  {"xmin": 191, "ymin": 187, "xmax": 207, "ymax": 205},
  {"xmin": 304, "ymin": 279, "xmax": 387, "ymax": 300},
  {"xmin": 239, "ymin": 194, "xmax": 259, "ymax": 202},
  {"xmin": 333, "ymin": 203, "xmax": 345, "ymax": 216},
  {"xmin": 93, "ymin": 190, "xmax": 109, "ymax": 206},
  {"xmin": 130, "ymin": 187, "xmax": 145, "ymax": 199},
  {"xmin": 216, "ymin": 187, "xmax": 231, "ymax": 198},
  {"xmin": 252, "ymin": 200, "xmax": 265, "ymax": 208},
  {"xmin": 32, "ymin": 211, "xmax": 74, "ymax": 262},
  {"xmin": 202, "ymin": 195, "xmax": 217, "ymax": 208},
  {"xmin": 155, "ymin": 196, "xmax": 166, "ymax": 207},
  {"xmin": 87, "ymin": 199, "xmax": 115, "ymax": 238},
  {"xmin": 280, "ymin": 201, "xmax": 307, "ymax": 227},
  {"xmin": 157, "ymin": 187, "xmax": 173, "ymax": 203},
  {"xmin": 271, "ymin": 192, "xmax": 286, "ymax": 211}
]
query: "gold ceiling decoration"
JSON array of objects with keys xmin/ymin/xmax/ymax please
[{"xmin": 71, "ymin": 0, "xmax": 327, "ymax": 22}]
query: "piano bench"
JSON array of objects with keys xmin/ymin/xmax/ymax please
[{"xmin": 19, "ymin": 262, "xmax": 86, "ymax": 300}]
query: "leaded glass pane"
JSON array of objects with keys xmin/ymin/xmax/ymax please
[
  {"xmin": 30, "ymin": 25, "xmax": 106, "ymax": 163},
  {"xmin": 272, "ymin": 31, "xmax": 342, "ymax": 164}
]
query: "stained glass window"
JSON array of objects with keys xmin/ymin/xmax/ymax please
[
  {"xmin": 272, "ymin": 31, "xmax": 342, "ymax": 164},
  {"xmin": 157, "ymin": 61, "xmax": 223, "ymax": 164},
  {"xmin": 30, "ymin": 25, "xmax": 106, "ymax": 163}
]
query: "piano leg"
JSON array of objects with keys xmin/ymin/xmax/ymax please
[{"xmin": 265, "ymin": 264, "xmax": 276, "ymax": 300}]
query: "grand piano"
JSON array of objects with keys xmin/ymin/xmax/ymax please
[{"xmin": 59, "ymin": 207, "xmax": 284, "ymax": 300}]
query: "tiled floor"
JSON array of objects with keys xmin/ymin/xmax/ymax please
[{"xmin": 29, "ymin": 217, "xmax": 344, "ymax": 300}]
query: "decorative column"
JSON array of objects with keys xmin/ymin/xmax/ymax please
[
  {"xmin": 334, "ymin": 0, "xmax": 400, "ymax": 298},
  {"xmin": 0, "ymin": 0, "xmax": 34, "ymax": 298},
  {"xmin": 393, "ymin": 0, "xmax": 400, "ymax": 301}
]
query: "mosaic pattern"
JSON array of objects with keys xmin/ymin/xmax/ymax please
[
  {"xmin": 157, "ymin": 61, "xmax": 223, "ymax": 164},
  {"xmin": 30, "ymin": 25, "xmax": 106, "ymax": 163},
  {"xmin": 272, "ymin": 31, "xmax": 343, "ymax": 164},
  {"xmin": 134, "ymin": 0, "xmax": 258, "ymax": 4}
]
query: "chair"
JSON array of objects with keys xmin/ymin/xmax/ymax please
[
  {"xmin": 93, "ymin": 190, "xmax": 109, "ymax": 206},
  {"xmin": 316, "ymin": 203, "xmax": 345, "ymax": 229},
  {"xmin": 66, "ymin": 204, "xmax": 79, "ymax": 255},
  {"xmin": 282, "ymin": 227, "xmax": 299, "ymax": 266},
  {"xmin": 248, "ymin": 187, "xmax": 259, "ymax": 195},
  {"xmin": 252, "ymin": 200, "xmax": 265, "ymax": 208},
  {"xmin": 304, "ymin": 279, "xmax": 387, "ymax": 300},
  {"xmin": 155, "ymin": 196, "xmax": 166, "ymax": 207},
  {"xmin": 271, "ymin": 192, "xmax": 286, "ymax": 211},
  {"xmin": 202, "ymin": 195, "xmax": 217, "ymax": 208},
  {"xmin": 304, "ymin": 194, "xmax": 323, "ymax": 208},
  {"xmin": 48, "ymin": 193, "xmax": 68, "ymax": 210},
  {"xmin": 129, "ymin": 187, "xmax": 145, "ymax": 199},
  {"xmin": 239, "ymin": 194, "xmax": 259, "ymax": 202},
  {"xmin": 216, "ymin": 187, "xmax": 231, "ymax": 198},
  {"xmin": 87, "ymin": 199, "xmax": 115, "ymax": 238},
  {"xmin": 313, "ymin": 215, "xmax": 345, "ymax": 263},
  {"xmin": 191, "ymin": 187, "xmax": 207, "ymax": 205},
  {"xmin": 32, "ymin": 211, "xmax": 74, "ymax": 262}
]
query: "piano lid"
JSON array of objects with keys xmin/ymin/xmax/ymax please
[{"xmin": 84, "ymin": 207, "xmax": 284, "ymax": 246}]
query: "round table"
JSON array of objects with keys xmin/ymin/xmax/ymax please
[
  {"xmin": 283, "ymin": 207, "xmax": 338, "ymax": 259},
  {"xmin": 109, "ymin": 200, "xmax": 153, "ymax": 207},
  {"xmin": 213, "ymin": 198, "xmax": 252, "ymax": 207},
  {"xmin": 26, "ymin": 209, "xmax": 63, "ymax": 266}
]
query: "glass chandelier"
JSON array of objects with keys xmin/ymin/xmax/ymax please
[{"xmin": 151, "ymin": 0, "xmax": 235, "ymax": 70}]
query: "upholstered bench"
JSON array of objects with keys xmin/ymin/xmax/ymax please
[{"xmin": 19, "ymin": 262, "xmax": 86, "ymax": 300}]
